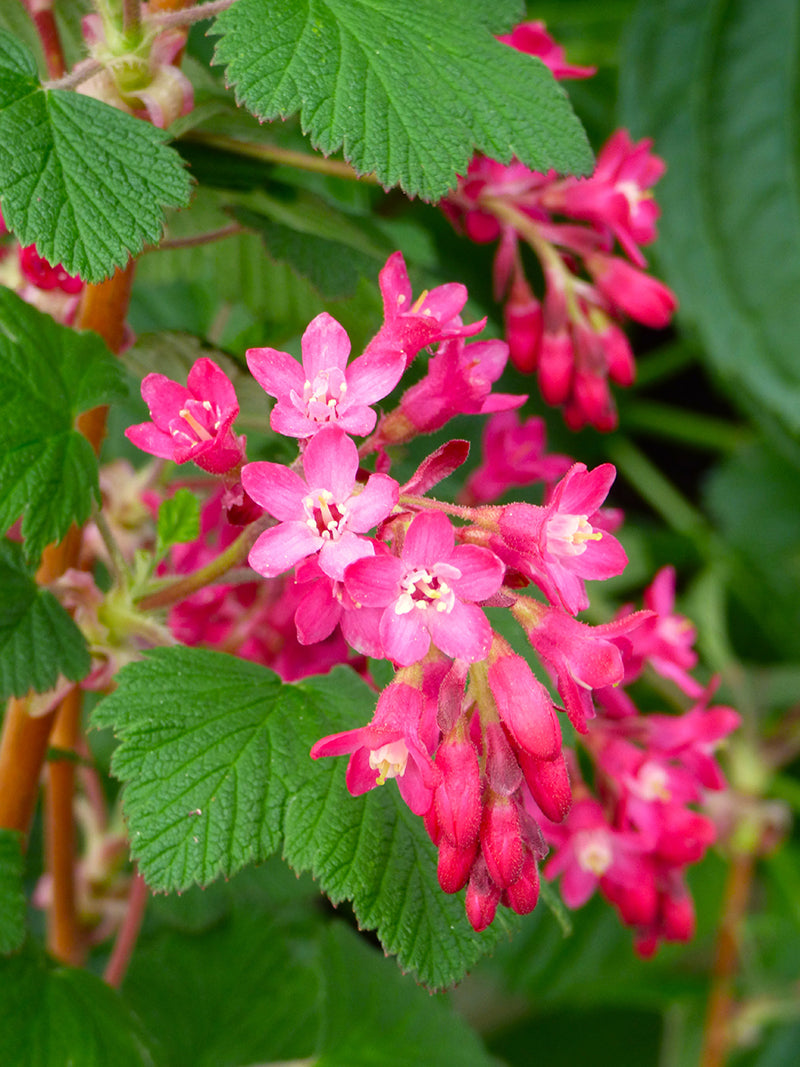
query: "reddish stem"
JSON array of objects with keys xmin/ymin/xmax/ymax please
[
  {"xmin": 104, "ymin": 871, "xmax": 149, "ymax": 988},
  {"xmin": 24, "ymin": 3, "xmax": 67, "ymax": 80},
  {"xmin": 699, "ymin": 852, "xmax": 756, "ymax": 1067},
  {"xmin": 45, "ymin": 688, "xmax": 86, "ymax": 965},
  {"xmin": 0, "ymin": 265, "xmax": 135, "ymax": 840}
]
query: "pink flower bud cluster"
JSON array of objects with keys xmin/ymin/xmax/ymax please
[
  {"xmin": 440, "ymin": 21, "xmax": 677, "ymax": 431},
  {"xmin": 122, "ymin": 251, "xmax": 737, "ymax": 945},
  {"xmin": 0, "ymin": 208, "xmax": 85, "ymax": 325}
]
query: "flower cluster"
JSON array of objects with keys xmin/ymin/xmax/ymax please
[
  {"xmin": 118, "ymin": 249, "xmax": 737, "ymax": 948},
  {"xmin": 441, "ymin": 21, "xmax": 677, "ymax": 431}
]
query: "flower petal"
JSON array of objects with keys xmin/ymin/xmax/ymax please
[
  {"xmin": 302, "ymin": 312, "xmax": 351, "ymax": 380},
  {"xmin": 241, "ymin": 462, "xmax": 307, "ymax": 519},
  {"xmin": 248, "ymin": 522, "xmax": 319, "ymax": 578}
]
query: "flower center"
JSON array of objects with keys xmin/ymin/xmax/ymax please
[
  {"xmin": 546, "ymin": 512, "xmax": 602, "ymax": 558},
  {"xmin": 175, "ymin": 399, "xmax": 220, "ymax": 445},
  {"xmin": 293, "ymin": 368, "xmax": 348, "ymax": 425},
  {"xmin": 575, "ymin": 830, "xmax": 613, "ymax": 876},
  {"xmin": 635, "ymin": 760, "xmax": 671, "ymax": 802},
  {"xmin": 394, "ymin": 565, "xmax": 458, "ymax": 615},
  {"xmin": 369, "ymin": 740, "xmax": 409, "ymax": 784},
  {"xmin": 303, "ymin": 489, "xmax": 348, "ymax": 540}
]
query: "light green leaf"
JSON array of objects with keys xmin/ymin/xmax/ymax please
[
  {"xmin": 0, "ymin": 829, "xmax": 25, "ymax": 954},
  {"xmin": 0, "ymin": 539, "xmax": 90, "ymax": 701},
  {"xmin": 620, "ymin": 0, "xmax": 800, "ymax": 439},
  {"xmin": 93, "ymin": 648, "xmax": 513, "ymax": 988},
  {"xmin": 0, "ymin": 29, "xmax": 192, "ymax": 283},
  {"xmin": 156, "ymin": 489, "xmax": 201, "ymax": 561},
  {"xmin": 0, "ymin": 289, "xmax": 127, "ymax": 562},
  {"xmin": 212, "ymin": 0, "xmax": 593, "ymax": 201}
]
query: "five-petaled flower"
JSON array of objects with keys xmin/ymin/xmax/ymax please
[
  {"xmin": 242, "ymin": 426, "xmax": 398, "ymax": 580},
  {"xmin": 125, "ymin": 358, "xmax": 245, "ymax": 474}
]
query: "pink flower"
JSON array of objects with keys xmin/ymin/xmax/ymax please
[
  {"xmin": 372, "ymin": 335, "xmax": 526, "ymax": 447},
  {"xmin": 247, "ymin": 312, "xmax": 405, "ymax": 439},
  {"xmin": 542, "ymin": 131, "xmax": 665, "ymax": 266},
  {"xmin": 345, "ymin": 511, "xmax": 505, "ymax": 665},
  {"xmin": 499, "ymin": 462, "xmax": 628, "ymax": 613},
  {"xmin": 242, "ymin": 426, "xmax": 398, "ymax": 580},
  {"xmin": 587, "ymin": 253, "xmax": 677, "ymax": 328},
  {"xmin": 366, "ymin": 251, "xmax": 485, "ymax": 368},
  {"xmin": 310, "ymin": 682, "xmax": 440, "ymax": 816},
  {"xmin": 125, "ymin": 358, "xmax": 245, "ymax": 474},
  {"xmin": 499, "ymin": 20, "xmax": 597, "ymax": 80},
  {"xmin": 462, "ymin": 410, "xmax": 572, "ymax": 505},
  {"xmin": 18, "ymin": 245, "xmax": 83, "ymax": 294}
]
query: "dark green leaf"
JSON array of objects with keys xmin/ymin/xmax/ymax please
[
  {"xmin": 233, "ymin": 192, "xmax": 393, "ymax": 299},
  {"xmin": 0, "ymin": 829, "xmax": 25, "ymax": 954},
  {"xmin": 156, "ymin": 489, "xmax": 201, "ymax": 561},
  {"xmin": 0, "ymin": 539, "xmax": 89, "ymax": 700},
  {"xmin": 620, "ymin": 0, "xmax": 800, "ymax": 439},
  {"xmin": 212, "ymin": 0, "xmax": 593, "ymax": 201},
  {"xmin": 0, "ymin": 289, "xmax": 127, "ymax": 562},
  {"xmin": 0, "ymin": 943, "xmax": 157, "ymax": 1067},
  {"xmin": 125, "ymin": 899, "xmax": 495, "ymax": 1067},
  {"xmin": 93, "ymin": 648, "xmax": 512, "ymax": 987},
  {"xmin": 0, "ymin": 29, "xmax": 192, "ymax": 282}
]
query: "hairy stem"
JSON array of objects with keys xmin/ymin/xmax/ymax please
[
  {"xmin": 182, "ymin": 131, "xmax": 377, "ymax": 182},
  {"xmin": 104, "ymin": 870, "xmax": 149, "ymax": 988},
  {"xmin": 148, "ymin": 0, "xmax": 236, "ymax": 27},
  {"xmin": 136, "ymin": 515, "xmax": 272, "ymax": 611},
  {"xmin": 151, "ymin": 223, "xmax": 245, "ymax": 251},
  {"xmin": 0, "ymin": 700, "xmax": 58, "ymax": 836},
  {"xmin": 45, "ymin": 60, "xmax": 104, "ymax": 92},
  {"xmin": 45, "ymin": 688, "xmax": 86, "ymax": 966}
]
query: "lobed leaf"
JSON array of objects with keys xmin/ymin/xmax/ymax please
[
  {"xmin": 0, "ymin": 289, "xmax": 127, "ymax": 562},
  {"xmin": 93, "ymin": 648, "xmax": 513, "ymax": 988},
  {"xmin": 0, "ymin": 29, "xmax": 192, "ymax": 283},
  {"xmin": 212, "ymin": 0, "xmax": 593, "ymax": 201},
  {"xmin": 0, "ymin": 539, "xmax": 89, "ymax": 701}
]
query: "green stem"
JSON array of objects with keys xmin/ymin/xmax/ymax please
[
  {"xmin": 616, "ymin": 400, "xmax": 750, "ymax": 454},
  {"xmin": 604, "ymin": 436, "xmax": 709, "ymax": 537},
  {"xmin": 136, "ymin": 516, "xmax": 271, "ymax": 611},
  {"xmin": 180, "ymin": 131, "xmax": 376, "ymax": 183}
]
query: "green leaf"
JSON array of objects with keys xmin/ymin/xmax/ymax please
[
  {"xmin": 0, "ymin": 289, "xmax": 127, "ymax": 562},
  {"xmin": 0, "ymin": 830, "xmax": 25, "ymax": 954},
  {"xmin": 212, "ymin": 0, "xmax": 593, "ymax": 201},
  {"xmin": 156, "ymin": 489, "xmax": 201, "ymax": 561},
  {"xmin": 0, "ymin": 943, "xmax": 157, "ymax": 1067},
  {"xmin": 0, "ymin": 29, "xmax": 192, "ymax": 283},
  {"xmin": 619, "ymin": 0, "xmax": 800, "ymax": 440},
  {"xmin": 93, "ymin": 648, "xmax": 512, "ymax": 988},
  {"xmin": 0, "ymin": 539, "xmax": 89, "ymax": 701},
  {"xmin": 124, "ymin": 899, "xmax": 495, "ymax": 1067},
  {"xmin": 232, "ymin": 190, "xmax": 394, "ymax": 299}
]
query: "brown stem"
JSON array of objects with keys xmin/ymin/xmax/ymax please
[
  {"xmin": 699, "ymin": 852, "xmax": 756, "ymax": 1067},
  {"xmin": 104, "ymin": 871, "xmax": 149, "ymax": 988},
  {"xmin": 0, "ymin": 265, "xmax": 135, "ymax": 839},
  {"xmin": 44, "ymin": 688, "xmax": 85, "ymax": 965},
  {"xmin": 0, "ymin": 700, "xmax": 58, "ymax": 836}
]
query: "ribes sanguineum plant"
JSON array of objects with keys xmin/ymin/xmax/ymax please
[{"xmin": 1, "ymin": 4, "xmax": 767, "ymax": 1062}]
